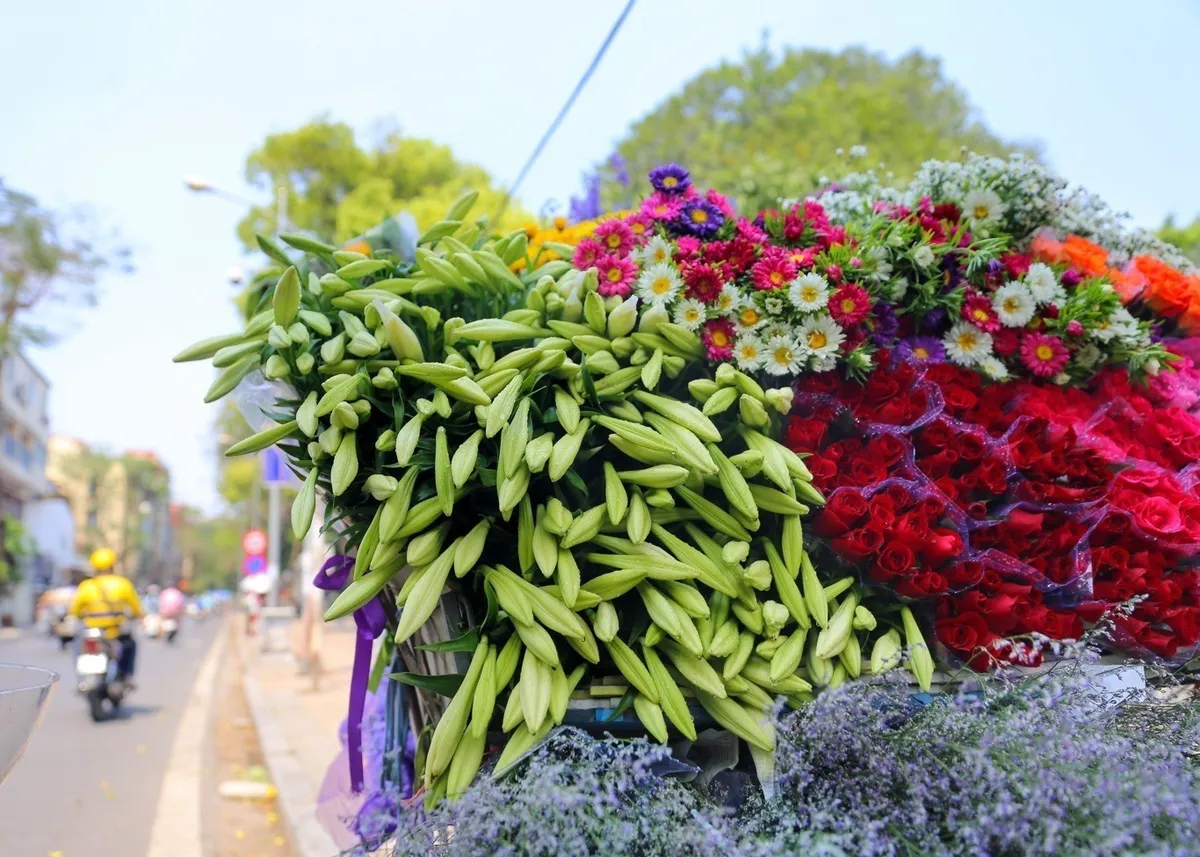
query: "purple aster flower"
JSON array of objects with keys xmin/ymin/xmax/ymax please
[
  {"xmin": 870, "ymin": 301, "xmax": 899, "ymax": 347},
  {"xmin": 896, "ymin": 335, "xmax": 945, "ymax": 364},
  {"xmin": 987, "ymin": 258, "xmax": 1004, "ymax": 276},
  {"xmin": 922, "ymin": 307, "xmax": 948, "ymax": 331},
  {"xmin": 648, "ymin": 163, "xmax": 691, "ymax": 195},
  {"xmin": 568, "ymin": 173, "xmax": 603, "ymax": 224},
  {"xmin": 675, "ymin": 199, "xmax": 724, "ymax": 239}
]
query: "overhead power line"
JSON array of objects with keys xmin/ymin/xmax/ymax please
[{"xmin": 493, "ymin": 0, "xmax": 637, "ymax": 223}]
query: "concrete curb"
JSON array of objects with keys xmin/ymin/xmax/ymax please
[
  {"xmin": 146, "ymin": 624, "xmax": 226, "ymax": 857},
  {"xmin": 240, "ymin": 640, "xmax": 341, "ymax": 857}
]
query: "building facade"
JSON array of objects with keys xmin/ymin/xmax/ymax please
[{"xmin": 0, "ymin": 351, "xmax": 50, "ymax": 517}]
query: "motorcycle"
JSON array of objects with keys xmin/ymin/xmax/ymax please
[
  {"xmin": 162, "ymin": 617, "xmax": 179, "ymax": 644},
  {"xmin": 74, "ymin": 628, "xmax": 128, "ymax": 722}
]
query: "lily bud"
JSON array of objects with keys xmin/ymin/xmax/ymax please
[
  {"xmin": 739, "ymin": 394, "xmax": 770, "ymax": 428},
  {"xmin": 607, "ymin": 296, "xmax": 638, "ymax": 338},
  {"xmin": 268, "ymin": 324, "xmax": 292, "ymax": 351},
  {"xmin": 722, "ymin": 540, "xmax": 750, "ymax": 564},
  {"xmin": 594, "ymin": 602, "xmax": 619, "ymax": 642},
  {"xmin": 901, "ymin": 606, "xmax": 935, "ymax": 691},
  {"xmin": 869, "ymin": 629, "xmax": 902, "ymax": 675},
  {"xmin": 765, "ymin": 387, "xmax": 794, "ymax": 414},
  {"xmin": 374, "ymin": 429, "xmax": 397, "ymax": 452},
  {"xmin": 442, "ymin": 317, "xmax": 465, "ymax": 347},
  {"xmin": 372, "ymin": 367, "xmax": 398, "ymax": 390},
  {"xmin": 638, "ymin": 304, "xmax": 668, "ymax": 334},
  {"xmin": 743, "ymin": 560, "xmax": 772, "ymax": 591},
  {"xmin": 295, "ymin": 352, "xmax": 315, "ymax": 375},
  {"xmin": 763, "ymin": 600, "xmax": 789, "ymax": 639},
  {"xmin": 287, "ymin": 322, "xmax": 309, "ymax": 345},
  {"xmin": 263, "ymin": 354, "xmax": 289, "ymax": 380},
  {"xmin": 331, "ymin": 402, "xmax": 360, "ymax": 430},
  {"xmin": 853, "ymin": 605, "xmax": 877, "ymax": 631},
  {"xmin": 364, "ymin": 474, "xmax": 399, "ymax": 501},
  {"xmin": 347, "ymin": 331, "xmax": 381, "ymax": 357},
  {"xmin": 307, "ymin": 441, "xmax": 324, "ymax": 461},
  {"xmin": 544, "ymin": 497, "xmax": 572, "ymax": 535},
  {"xmin": 562, "ymin": 289, "xmax": 583, "ymax": 322},
  {"xmin": 318, "ymin": 426, "xmax": 343, "ymax": 456}
]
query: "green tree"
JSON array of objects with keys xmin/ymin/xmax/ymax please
[
  {"xmin": 236, "ymin": 117, "xmax": 528, "ymax": 248},
  {"xmin": 0, "ymin": 180, "xmax": 130, "ymax": 354},
  {"xmin": 174, "ymin": 506, "xmax": 242, "ymax": 593},
  {"xmin": 1159, "ymin": 215, "xmax": 1200, "ymax": 266},
  {"xmin": 607, "ymin": 47, "xmax": 1032, "ymax": 212}
]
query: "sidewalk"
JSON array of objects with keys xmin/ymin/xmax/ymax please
[{"xmin": 238, "ymin": 615, "xmax": 358, "ymax": 857}]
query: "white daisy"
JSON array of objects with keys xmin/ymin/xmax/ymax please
[
  {"xmin": 962, "ymin": 188, "xmax": 1005, "ymax": 226},
  {"xmin": 764, "ymin": 334, "xmax": 803, "ymax": 376},
  {"xmin": 991, "ymin": 282, "xmax": 1036, "ymax": 328},
  {"xmin": 788, "ymin": 272, "xmax": 830, "ymax": 312},
  {"xmin": 797, "ymin": 313, "xmax": 845, "ymax": 360},
  {"xmin": 912, "ymin": 244, "xmax": 936, "ymax": 269},
  {"xmin": 714, "ymin": 284, "xmax": 741, "ymax": 315},
  {"xmin": 943, "ymin": 321, "xmax": 993, "ymax": 366},
  {"xmin": 636, "ymin": 235, "xmax": 672, "ymax": 266},
  {"xmin": 1024, "ymin": 262, "xmax": 1064, "ymax": 305},
  {"xmin": 849, "ymin": 144, "xmax": 868, "ymax": 158},
  {"xmin": 635, "ymin": 262, "xmax": 683, "ymax": 307},
  {"xmin": 810, "ymin": 354, "xmax": 839, "ymax": 373},
  {"xmin": 673, "ymin": 298, "xmax": 707, "ymax": 331},
  {"xmin": 762, "ymin": 322, "xmax": 792, "ymax": 341},
  {"xmin": 889, "ymin": 277, "xmax": 910, "ymax": 301},
  {"xmin": 733, "ymin": 334, "xmax": 766, "ymax": 371},
  {"xmin": 979, "ymin": 356, "xmax": 1010, "ymax": 381},
  {"xmin": 733, "ymin": 301, "xmax": 766, "ymax": 334},
  {"xmin": 1090, "ymin": 314, "xmax": 1118, "ymax": 343},
  {"xmin": 764, "ymin": 296, "xmax": 785, "ymax": 316}
]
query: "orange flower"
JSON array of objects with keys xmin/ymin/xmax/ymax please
[
  {"xmin": 1031, "ymin": 232, "xmax": 1064, "ymax": 264},
  {"xmin": 1061, "ymin": 236, "xmax": 1111, "ymax": 278},
  {"xmin": 342, "ymin": 239, "xmax": 371, "ymax": 255},
  {"xmin": 1134, "ymin": 255, "xmax": 1193, "ymax": 319}
]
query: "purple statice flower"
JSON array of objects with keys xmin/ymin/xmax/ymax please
[
  {"xmin": 648, "ymin": 163, "xmax": 691, "ymax": 195},
  {"xmin": 609, "ymin": 153, "xmax": 630, "ymax": 186},
  {"xmin": 897, "ymin": 335, "xmax": 946, "ymax": 364},
  {"xmin": 987, "ymin": 258, "xmax": 1005, "ymax": 276},
  {"xmin": 675, "ymin": 199, "xmax": 724, "ymax": 239},
  {"xmin": 354, "ymin": 791, "xmax": 399, "ymax": 844},
  {"xmin": 869, "ymin": 301, "xmax": 899, "ymax": 347},
  {"xmin": 568, "ymin": 172, "xmax": 603, "ymax": 224}
]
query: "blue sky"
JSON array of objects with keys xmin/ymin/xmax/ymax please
[{"xmin": 2, "ymin": 0, "xmax": 1199, "ymax": 511}]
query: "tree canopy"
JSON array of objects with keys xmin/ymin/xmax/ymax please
[
  {"xmin": 605, "ymin": 47, "xmax": 1031, "ymax": 212},
  {"xmin": 0, "ymin": 180, "xmax": 129, "ymax": 353},
  {"xmin": 1159, "ymin": 215, "xmax": 1200, "ymax": 266},
  {"xmin": 236, "ymin": 117, "xmax": 528, "ymax": 248}
]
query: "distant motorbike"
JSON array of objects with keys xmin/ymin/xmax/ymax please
[
  {"xmin": 162, "ymin": 617, "xmax": 179, "ymax": 644},
  {"xmin": 75, "ymin": 628, "xmax": 128, "ymax": 722}
]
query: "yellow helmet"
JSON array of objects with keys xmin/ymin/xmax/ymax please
[{"xmin": 89, "ymin": 548, "xmax": 117, "ymax": 573}]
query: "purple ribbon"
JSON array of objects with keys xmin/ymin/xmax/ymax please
[{"xmin": 314, "ymin": 555, "xmax": 387, "ymax": 792}]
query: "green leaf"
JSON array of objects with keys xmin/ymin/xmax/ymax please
[
  {"xmin": 482, "ymin": 576, "xmax": 500, "ymax": 629},
  {"xmin": 579, "ymin": 354, "xmax": 598, "ymax": 404},
  {"xmin": 417, "ymin": 629, "xmax": 480, "ymax": 653},
  {"xmin": 388, "ymin": 672, "xmax": 464, "ymax": 697},
  {"xmin": 608, "ymin": 686, "xmax": 637, "ymax": 721},
  {"xmin": 368, "ymin": 635, "xmax": 394, "ymax": 694},
  {"xmin": 565, "ymin": 468, "xmax": 588, "ymax": 497}
]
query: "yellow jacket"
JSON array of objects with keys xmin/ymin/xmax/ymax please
[{"xmin": 69, "ymin": 574, "xmax": 144, "ymax": 638}]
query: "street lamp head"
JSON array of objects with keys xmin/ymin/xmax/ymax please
[{"xmin": 184, "ymin": 174, "xmax": 212, "ymax": 193}]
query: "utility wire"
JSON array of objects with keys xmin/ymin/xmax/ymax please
[{"xmin": 492, "ymin": 0, "xmax": 637, "ymax": 224}]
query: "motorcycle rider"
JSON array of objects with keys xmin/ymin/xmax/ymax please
[{"xmin": 68, "ymin": 548, "xmax": 144, "ymax": 689}]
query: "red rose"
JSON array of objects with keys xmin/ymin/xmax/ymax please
[
  {"xmin": 785, "ymin": 416, "xmax": 827, "ymax": 453},
  {"xmin": 925, "ymin": 529, "xmax": 964, "ymax": 565},
  {"xmin": 890, "ymin": 513, "xmax": 932, "ymax": 548},
  {"xmin": 870, "ymin": 433, "xmax": 910, "ymax": 468},
  {"xmin": 863, "ymin": 372, "xmax": 902, "ymax": 403},
  {"xmin": 884, "ymin": 484, "xmax": 914, "ymax": 506},
  {"xmin": 1131, "ymin": 496, "xmax": 1183, "ymax": 537},
  {"xmin": 830, "ymin": 527, "xmax": 884, "ymax": 562},
  {"xmin": 936, "ymin": 611, "xmax": 993, "ymax": 654},
  {"xmin": 957, "ymin": 433, "xmax": 985, "ymax": 463},
  {"xmin": 979, "ymin": 593, "xmax": 1024, "ymax": 635},
  {"xmin": 1163, "ymin": 606, "xmax": 1200, "ymax": 646},
  {"xmin": 940, "ymin": 384, "xmax": 978, "ymax": 414},
  {"xmin": 945, "ymin": 561, "xmax": 984, "ymax": 589},
  {"xmin": 918, "ymin": 419, "xmax": 956, "ymax": 453},
  {"xmin": 848, "ymin": 457, "xmax": 889, "ymax": 487},
  {"xmin": 896, "ymin": 572, "xmax": 948, "ymax": 598},
  {"xmin": 1039, "ymin": 610, "xmax": 1083, "ymax": 641},
  {"xmin": 815, "ymin": 491, "xmax": 868, "ymax": 536},
  {"xmin": 871, "ymin": 541, "xmax": 916, "ymax": 581}
]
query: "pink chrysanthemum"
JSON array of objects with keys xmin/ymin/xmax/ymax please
[
  {"xmin": 829, "ymin": 284, "xmax": 872, "ymax": 327},
  {"xmin": 641, "ymin": 192, "xmax": 682, "ymax": 222},
  {"xmin": 573, "ymin": 238, "xmax": 604, "ymax": 269},
  {"xmin": 595, "ymin": 219, "xmax": 635, "ymax": 256},
  {"xmin": 595, "ymin": 254, "xmax": 637, "ymax": 297},
  {"xmin": 623, "ymin": 212, "xmax": 654, "ymax": 245},
  {"xmin": 705, "ymin": 189, "xmax": 735, "ymax": 218},
  {"xmin": 962, "ymin": 294, "xmax": 1001, "ymax": 333},
  {"xmin": 788, "ymin": 246, "xmax": 819, "ymax": 270},
  {"xmin": 736, "ymin": 217, "xmax": 769, "ymax": 244},
  {"xmin": 750, "ymin": 251, "xmax": 797, "ymax": 291},
  {"xmin": 674, "ymin": 236, "xmax": 702, "ymax": 259},
  {"xmin": 683, "ymin": 263, "xmax": 725, "ymax": 303},
  {"xmin": 702, "ymin": 318, "xmax": 736, "ymax": 361},
  {"xmin": 1020, "ymin": 332, "xmax": 1069, "ymax": 378}
]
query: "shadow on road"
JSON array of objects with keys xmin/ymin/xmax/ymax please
[{"xmin": 100, "ymin": 703, "xmax": 164, "ymax": 722}]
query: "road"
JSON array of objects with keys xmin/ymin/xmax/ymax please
[{"xmin": 0, "ymin": 618, "xmax": 220, "ymax": 857}]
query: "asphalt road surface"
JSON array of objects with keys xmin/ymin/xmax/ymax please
[{"xmin": 0, "ymin": 618, "xmax": 220, "ymax": 857}]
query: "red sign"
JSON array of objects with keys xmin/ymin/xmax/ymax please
[{"xmin": 242, "ymin": 529, "xmax": 268, "ymax": 556}]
